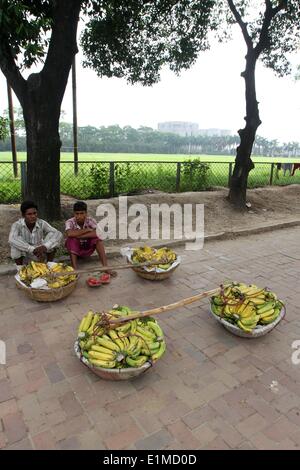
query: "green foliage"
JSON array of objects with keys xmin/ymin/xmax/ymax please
[
  {"xmin": 181, "ymin": 159, "xmax": 211, "ymax": 190},
  {"xmin": 0, "ymin": 0, "xmax": 53, "ymax": 68},
  {"xmin": 89, "ymin": 163, "xmax": 109, "ymax": 197},
  {"xmin": 0, "ymin": 116, "xmax": 9, "ymax": 141},
  {"xmin": 81, "ymin": 0, "xmax": 216, "ymax": 85}
]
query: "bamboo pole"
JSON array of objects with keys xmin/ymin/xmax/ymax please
[
  {"xmin": 49, "ymin": 259, "xmax": 164, "ymax": 278},
  {"xmin": 108, "ymin": 286, "xmax": 224, "ymax": 326}
]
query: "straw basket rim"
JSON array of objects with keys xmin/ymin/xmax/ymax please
[
  {"xmin": 209, "ymin": 303, "xmax": 286, "ymax": 338},
  {"xmin": 131, "ymin": 263, "xmax": 179, "ymax": 280},
  {"xmin": 74, "ymin": 340, "xmax": 152, "ymax": 380},
  {"xmin": 15, "ymin": 276, "xmax": 78, "ymax": 302}
]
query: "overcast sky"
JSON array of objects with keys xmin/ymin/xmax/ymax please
[{"xmin": 1, "ymin": 29, "xmax": 299, "ymax": 144}]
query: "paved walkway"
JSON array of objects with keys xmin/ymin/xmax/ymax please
[{"xmin": 0, "ymin": 227, "xmax": 300, "ymax": 450}]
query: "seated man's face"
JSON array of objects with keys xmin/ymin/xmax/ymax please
[
  {"xmin": 74, "ymin": 210, "xmax": 87, "ymax": 225},
  {"xmin": 24, "ymin": 208, "xmax": 38, "ymax": 225}
]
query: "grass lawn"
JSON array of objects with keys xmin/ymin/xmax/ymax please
[{"xmin": 1, "ymin": 152, "xmax": 300, "ymax": 203}]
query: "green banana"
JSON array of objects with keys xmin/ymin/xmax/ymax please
[
  {"xmin": 257, "ymin": 301, "xmax": 276, "ymax": 314},
  {"xmin": 151, "ymin": 341, "xmax": 166, "ymax": 361},
  {"xmin": 147, "ymin": 321, "xmax": 163, "ymax": 338},
  {"xmin": 126, "ymin": 355, "xmax": 148, "ymax": 367}
]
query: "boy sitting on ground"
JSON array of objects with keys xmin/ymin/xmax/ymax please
[{"xmin": 65, "ymin": 201, "xmax": 112, "ymax": 272}]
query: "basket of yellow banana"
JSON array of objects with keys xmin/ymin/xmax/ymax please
[
  {"xmin": 210, "ymin": 282, "xmax": 285, "ymax": 338},
  {"xmin": 15, "ymin": 261, "xmax": 78, "ymax": 302},
  {"xmin": 75, "ymin": 305, "xmax": 166, "ymax": 380},
  {"xmin": 122, "ymin": 246, "xmax": 180, "ymax": 281}
]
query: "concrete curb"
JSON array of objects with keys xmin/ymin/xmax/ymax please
[{"xmin": 1, "ymin": 218, "xmax": 300, "ymax": 276}]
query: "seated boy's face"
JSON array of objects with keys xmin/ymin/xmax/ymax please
[{"xmin": 74, "ymin": 210, "xmax": 87, "ymax": 225}]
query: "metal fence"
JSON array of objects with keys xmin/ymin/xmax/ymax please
[{"xmin": 0, "ymin": 160, "xmax": 300, "ymax": 203}]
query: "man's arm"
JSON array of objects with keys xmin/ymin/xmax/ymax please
[
  {"xmin": 65, "ymin": 228, "xmax": 94, "ymax": 238},
  {"xmin": 8, "ymin": 222, "xmax": 35, "ymax": 254},
  {"xmin": 41, "ymin": 221, "xmax": 63, "ymax": 250}
]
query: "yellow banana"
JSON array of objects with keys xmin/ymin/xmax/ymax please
[
  {"xmin": 88, "ymin": 350, "xmax": 116, "ymax": 361},
  {"xmin": 96, "ymin": 337, "xmax": 120, "ymax": 352},
  {"xmin": 89, "ymin": 358, "xmax": 116, "ymax": 369}
]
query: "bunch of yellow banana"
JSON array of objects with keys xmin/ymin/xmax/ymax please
[
  {"xmin": 19, "ymin": 261, "xmax": 76, "ymax": 288},
  {"xmin": 77, "ymin": 305, "xmax": 166, "ymax": 369},
  {"xmin": 47, "ymin": 263, "xmax": 76, "ymax": 288},
  {"xmin": 19, "ymin": 261, "xmax": 50, "ymax": 285},
  {"xmin": 132, "ymin": 246, "xmax": 177, "ymax": 270},
  {"xmin": 211, "ymin": 282, "xmax": 284, "ymax": 333}
]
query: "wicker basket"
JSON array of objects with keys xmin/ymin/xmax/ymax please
[
  {"xmin": 209, "ymin": 304, "xmax": 286, "ymax": 338},
  {"xmin": 131, "ymin": 263, "xmax": 179, "ymax": 281},
  {"xmin": 16, "ymin": 277, "xmax": 78, "ymax": 302},
  {"xmin": 74, "ymin": 340, "xmax": 152, "ymax": 380}
]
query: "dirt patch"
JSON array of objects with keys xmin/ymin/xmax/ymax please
[{"xmin": 1, "ymin": 185, "xmax": 300, "ymax": 264}]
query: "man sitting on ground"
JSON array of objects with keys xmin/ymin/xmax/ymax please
[
  {"xmin": 65, "ymin": 201, "xmax": 111, "ymax": 272},
  {"xmin": 9, "ymin": 200, "xmax": 63, "ymax": 265}
]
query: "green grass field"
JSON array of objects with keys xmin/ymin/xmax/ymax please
[
  {"xmin": 1, "ymin": 152, "xmax": 300, "ymax": 203},
  {"xmin": 1, "ymin": 151, "xmax": 300, "ymax": 163}
]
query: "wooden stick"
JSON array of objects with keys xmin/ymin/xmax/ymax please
[
  {"xmin": 108, "ymin": 286, "xmax": 224, "ymax": 326},
  {"xmin": 49, "ymin": 260, "xmax": 164, "ymax": 278}
]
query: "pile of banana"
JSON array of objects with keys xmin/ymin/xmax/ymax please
[
  {"xmin": 211, "ymin": 282, "xmax": 284, "ymax": 333},
  {"xmin": 132, "ymin": 246, "xmax": 177, "ymax": 270},
  {"xmin": 19, "ymin": 261, "xmax": 76, "ymax": 288},
  {"xmin": 77, "ymin": 305, "xmax": 166, "ymax": 369}
]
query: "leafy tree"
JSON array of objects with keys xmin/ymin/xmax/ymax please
[
  {"xmin": 223, "ymin": 0, "xmax": 300, "ymax": 207},
  {"xmin": 0, "ymin": 0, "xmax": 215, "ymax": 219}
]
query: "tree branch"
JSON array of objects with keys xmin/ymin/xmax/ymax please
[
  {"xmin": 0, "ymin": 42, "xmax": 27, "ymax": 105},
  {"xmin": 42, "ymin": 0, "xmax": 82, "ymax": 94},
  {"xmin": 254, "ymin": 0, "xmax": 286, "ymax": 59},
  {"xmin": 227, "ymin": 0, "xmax": 253, "ymax": 50}
]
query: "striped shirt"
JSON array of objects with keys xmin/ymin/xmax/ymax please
[{"xmin": 9, "ymin": 218, "xmax": 63, "ymax": 255}]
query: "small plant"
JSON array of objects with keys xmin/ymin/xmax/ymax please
[
  {"xmin": 89, "ymin": 163, "xmax": 109, "ymax": 197},
  {"xmin": 182, "ymin": 159, "xmax": 210, "ymax": 191},
  {"xmin": 0, "ymin": 116, "xmax": 9, "ymax": 141}
]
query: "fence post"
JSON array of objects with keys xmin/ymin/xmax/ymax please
[
  {"xmin": 176, "ymin": 162, "xmax": 181, "ymax": 192},
  {"xmin": 20, "ymin": 162, "xmax": 27, "ymax": 199},
  {"xmin": 228, "ymin": 163, "xmax": 232, "ymax": 188},
  {"xmin": 109, "ymin": 162, "xmax": 115, "ymax": 197},
  {"xmin": 269, "ymin": 163, "xmax": 274, "ymax": 185}
]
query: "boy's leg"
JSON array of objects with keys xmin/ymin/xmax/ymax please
[
  {"xmin": 15, "ymin": 257, "xmax": 24, "ymax": 266},
  {"xmin": 95, "ymin": 239, "xmax": 107, "ymax": 267},
  {"xmin": 70, "ymin": 252, "xmax": 78, "ymax": 270},
  {"xmin": 95, "ymin": 240, "xmax": 117, "ymax": 276}
]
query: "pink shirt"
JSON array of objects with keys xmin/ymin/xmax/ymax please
[{"xmin": 65, "ymin": 216, "xmax": 97, "ymax": 232}]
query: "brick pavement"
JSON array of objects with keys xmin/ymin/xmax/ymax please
[{"xmin": 0, "ymin": 227, "xmax": 300, "ymax": 450}]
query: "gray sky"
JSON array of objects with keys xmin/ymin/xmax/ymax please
[{"xmin": 1, "ymin": 30, "xmax": 299, "ymax": 144}]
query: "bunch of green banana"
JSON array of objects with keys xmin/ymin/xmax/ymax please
[
  {"xmin": 77, "ymin": 306, "xmax": 166, "ymax": 369},
  {"xmin": 211, "ymin": 282, "xmax": 284, "ymax": 333},
  {"xmin": 132, "ymin": 246, "xmax": 177, "ymax": 270}
]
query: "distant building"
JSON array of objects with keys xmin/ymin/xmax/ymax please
[
  {"xmin": 198, "ymin": 128, "xmax": 232, "ymax": 137},
  {"xmin": 157, "ymin": 121, "xmax": 199, "ymax": 137},
  {"xmin": 157, "ymin": 121, "xmax": 232, "ymax": 137}
]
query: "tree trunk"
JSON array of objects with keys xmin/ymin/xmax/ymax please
[
  {"xmin": 23, "ymin": 79, "xmax": 62, "ymax": 220},
  {"xmin": 0, "ymin": 0, "xmax": 82, "ymax": 220},
  {"xmin": 228, "ymin": 51, "xmax": 261, "ymax": 209}
]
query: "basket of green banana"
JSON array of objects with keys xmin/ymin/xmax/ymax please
[
  {"xmin": 75, "ymin": 306, "xmax": 166, "ymax": 380},
  {"xmin": 15, "ymin": 261, "xmax": 78, "ymax": 302},
  {"xmin": 210, "ymin": 282, "xmax": 285, "ymax": 338},
  {"xmin": 122, "ymin": 246, "xmax": 180, "ymax": 281}
]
